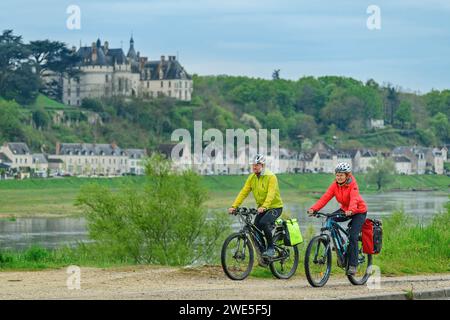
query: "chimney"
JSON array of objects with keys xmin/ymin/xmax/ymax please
[
  {"xmin": 91, "ymin": 42, "xmax": 97, "ymax": 61},
  {"xmin": 104, "ymin": 41, "xmax": 109, "ymax": 55},
  {"xmin": 111, "ymin": 142, "xmax": 117, "ymax": 149},
  {"xmin": 161, "ymin": 55, "xmax": 165, "ymax": 62},
  {"xmin": 56, "ymin": 142, "xmax": 61, "ymax": 155}
]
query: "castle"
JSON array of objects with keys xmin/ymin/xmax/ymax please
[{"xmin": 62, "ymin": 37, "xmax": 193, "ymax": 106}]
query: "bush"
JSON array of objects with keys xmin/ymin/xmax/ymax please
[
  {"xmin": 375, "ymin": 205, "xmax": 450, "ymax": 274},
  {"xmin": 76, "ymin": 153, "xmax": 231, "ymax": 266},
  {"xmin": 23, "ymin": 245, "xmax": 50, "ymax": 262}
]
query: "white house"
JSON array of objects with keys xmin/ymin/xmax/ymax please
[
  {"xmin": 0, "ymin": 143, "xmax": 33, "ymax": 170},
  {"xmin": 32, "ymin": 153, "xmax": 49, "ymax": 177},
  {"xmin": 126, "ymin": 149, "xmax": 147, "ymax": 175},
  {"xmin": 352, "ymin": 149, "xmax": 378, "ymax": 173},
  {"xmin": 49, "ymin": 143, "xmax": 129, "ymax": 176},
  {"xmin": 393, "ymin": 156, "xmax": 412, "ymax": 175}
]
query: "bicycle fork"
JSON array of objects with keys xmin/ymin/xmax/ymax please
[{"xmin": 313, "ymin": 234, "xmax": 331, "ymax": 265}]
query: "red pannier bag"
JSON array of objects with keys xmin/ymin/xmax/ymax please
[{"xmin": 362, "ymin": 218, "xmax": 382, "ymax": 254}]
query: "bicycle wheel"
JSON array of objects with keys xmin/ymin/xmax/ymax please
[
  {"xmin": 221, "ymin": 232, "xmax": 254, "ymax": 280},
  {"xmin": 304, "ymin": 235, "xmax": 332, "ymax": 287},
  {"xmin": 269, "ymin": 233, "xmax": 299, "ymax": 279},
  {"xmin": 347, "ymin": 240, "xmax": 373, "ymax": 285}
]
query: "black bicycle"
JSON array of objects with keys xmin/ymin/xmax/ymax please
[
  {"xmin": 221, "ymin": 207, "xmax": 299, "ymax": 280},
  {"xmin": 304, "ymin": 211, "xmax": 373, "ymax": 287}
]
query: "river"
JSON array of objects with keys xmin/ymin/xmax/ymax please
[{"xmin": 0, "ymin": 191, "xmax": 448, "ymax": 250}]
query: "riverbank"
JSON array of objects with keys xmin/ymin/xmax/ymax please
[
  {"xmin": 1, "ymin": 210, "xmax": 449, "ymax": 276},
  {"xmin": 0, "ymin": 174, "xmax": 448, "ymax": 217}
]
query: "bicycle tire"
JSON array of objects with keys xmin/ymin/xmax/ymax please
[
  {"xmin": 221, "ymin": 232, "xmax": 254, "ymax": 281},
  {"xmin": 304, "ymin": 235, "xmax": 332, "ymax": 287},
  {"xmin": 347, "ymin": 242, "xmax": 373, "ymax": 285}
]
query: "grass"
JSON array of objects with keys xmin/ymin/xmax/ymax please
[
  {"xmin": 0, "ymin": 243, "xmax": 134, "ymax": 271},
  {"xmin": 27, "ymin": 94, "xmax": 70, "ymax": 111},
  {"xmin": 372, "ymin": 209, "xmax": 450, "ymax": 275},
  {"xmin": 0, "ymin": 174, "xmax": 448, "ymax": 217},
  {"xmin": 1, "ymin": 209, "xmax": 448, "ymax": 276}
]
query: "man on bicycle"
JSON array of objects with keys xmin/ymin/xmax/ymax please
[
  {"xmin": 307, "ymin": 162, "xmax": 368, "ymax": 276},
  {"xmin": 228, "ymin": 154, "xmax": 283, "ymax": 258}
]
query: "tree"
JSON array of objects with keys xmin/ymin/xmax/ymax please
[
  {"xmin": 76, "ymin": 154, "xmax": 231, "ymax": 265},
  {"xmin": 385, "ymin": 85, "xmax": 400, "ymax": 126},
  {"xmin": 366, "ymin": 156, "xmax": 396, "ymax": 190},
  {"xmin": 430, "ymin": 112, "xmax": 449, "ymax": 143},
  {"xmin": 0, "ymin": 30, "xmax": 40, "ymax": 104},
  {"xmin": 272, "ymin": 69, "xmax": 280, "ymax": 80},
  {"xmin": 0, "ymin": 99, "xmax": 24, "ymax": 141},
  {"xmin": 266, "ymin": 110, "xmax": 287, "ymax": 138},
  {"xmin": 394, "ymin": 101, "xmax": 413, "ymax": 129},
  {"xmin": 32, "ymin": 107, "xmax": 51, "ymax": 129},
  {"xmin": 29, "ymin": 39, "xmax": 81, "ymax": 99}
]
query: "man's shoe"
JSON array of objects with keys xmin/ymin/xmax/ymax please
[
  {"xmin": 346, "ymin": 265, "xmax": 357, "ymax": 276},
  {"xmin": 262, "ymin": 247, "xmax": 275, "ymax": 258}
]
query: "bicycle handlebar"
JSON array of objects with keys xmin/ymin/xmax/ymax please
[
  {"xmin": 310, "ymin": 211, "xmax": 345, "ymax": 218},
  {"xmin": 232, "ymin": 207, "xmax": 258, "ymax": 215}
]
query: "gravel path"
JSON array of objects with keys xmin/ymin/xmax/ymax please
[{"xmin": 0, "ymin": 266, "xmax": 449, "ymax": 300}]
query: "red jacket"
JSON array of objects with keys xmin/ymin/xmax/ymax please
[{"xmin": 310, "ymin": 176, "xmax": 367, "ymax": 214}]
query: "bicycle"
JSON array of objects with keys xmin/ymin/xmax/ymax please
[
  {"xmin": 221, "ymin": 207, "xmax": 299, "ymax": 280},
  {"xmin": 304, "ymin": 211, "xmax": 373, "ymax": 287}
]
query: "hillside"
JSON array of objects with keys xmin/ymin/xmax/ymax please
[{"xmin": 0, "ymin": 75, "xmax": 449, "ymax": 153}]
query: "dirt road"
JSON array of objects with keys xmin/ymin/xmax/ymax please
[{"xmin": 0, "ymin": 266, "xmax": 449, "ymax": 300}]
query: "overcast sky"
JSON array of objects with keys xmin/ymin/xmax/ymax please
[{"xmin": 1, "ymin": 0, "xmax": 449, "ymax": 93}]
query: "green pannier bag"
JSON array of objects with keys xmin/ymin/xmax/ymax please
[{"xmin": 282, "ymin": 218, "xmax": 303, "ymax": 246}]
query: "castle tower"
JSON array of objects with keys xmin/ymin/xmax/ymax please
[{"xmin": 127, "ymin": 36, "xmax": 137, "ymax": 61}]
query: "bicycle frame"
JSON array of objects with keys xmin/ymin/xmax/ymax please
[
  {"xmin": 315, "ymin": 214, "xmax": 349, "ymax": 268},
  {"xmin": 235, "ymin": 210, "xmax": 289, "ymax": 263}
]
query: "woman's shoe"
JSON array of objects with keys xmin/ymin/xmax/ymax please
[{"xmin": 346, "ymin": 265, "xmax": 357, "ymax": 276}]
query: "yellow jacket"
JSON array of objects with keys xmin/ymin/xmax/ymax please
[{"xmin": 232, "ymin": 169, "xmax": 283, "ymax": 209}]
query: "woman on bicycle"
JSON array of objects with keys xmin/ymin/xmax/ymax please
[
  {"xmin": 307, "ymin": 162, "xmax": 367, "ymax": 276},
  {"xmin": 228, "ymin": 154, "xmax": 283, "ymax": 258}
]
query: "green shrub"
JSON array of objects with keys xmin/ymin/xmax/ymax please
[
  {"xmin": 76, "ymin": 153, "xmax": 231, "ymax": 266},
  {"xmin": 23, "ymin": 245, "xmax": 50, "ymax": 262}
]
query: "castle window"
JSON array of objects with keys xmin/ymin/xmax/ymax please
[
  {"xmin": 76, "ymin": 87, "xmax": 80, "ymax": 97},
  {"xmin": 147, "ymin": 81, "xmax": 149, "ymax": 88},
  {"xmin": 68, "ymin": 100, "xmax": 71, "ymax": 105},
  {"xmin": 169, "ymin": 81, "xmax": 171, "ymax": 88},
  {"xmin": 185, "ymin": 81, "xmax": 188, "ymax": 88},
  {"xmin": 161, "ymin": 81, "xmax": 163, "ymax": 88},
  {"xmin": 105, "ymin": 75, "xmax": 109, "ymax": 83},
  {"xmin": 77, "ymin": 100, "xmax": 80, "ymax": 106},
  {"xmin": 68, "ymin": 88, "xmax": 71, "ymax": 96}
]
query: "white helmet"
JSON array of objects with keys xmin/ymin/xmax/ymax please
[
  {"xmin": 252, "ymin": 154, "xmax": 266, "ymax": 164},
  {"xmin": 335, "ymin": 162, "xmax": 351, "ymax": 173}
]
